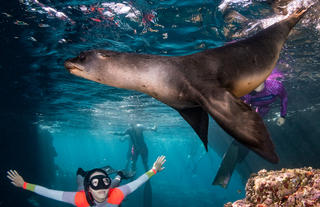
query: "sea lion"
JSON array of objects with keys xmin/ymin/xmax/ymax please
[{"xmin": 64, "ymin": 9, "xmax": 308, "ymax": 164}]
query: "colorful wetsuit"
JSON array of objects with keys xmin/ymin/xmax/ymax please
[
  {"xmin": 241, "ymin": 79, "xmax": 288, "ymax": 117},
  {"xmin": 22, "ymin": 169, "xmax": 156, "ymax": 207}
]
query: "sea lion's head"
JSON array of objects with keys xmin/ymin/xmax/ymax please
[{"xmin": 64, "ymin": 50, "xmax": 114, "ymax": 83}]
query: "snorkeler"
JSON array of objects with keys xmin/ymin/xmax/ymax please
[
  {"xmin": 113, "ymin": 123, "xmax": 157, "ymax": 177},
  {"xmin": 7, "ymin": 155, "xmax": 166, "ymax": 207},
  {"xmin": 213, "ymin": 70, "xmax": 288, "ymax": 188}
]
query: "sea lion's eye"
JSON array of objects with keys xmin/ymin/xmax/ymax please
[{"xmin": 97, "ymin": 52, "xmax": 110, "ymax": 59}]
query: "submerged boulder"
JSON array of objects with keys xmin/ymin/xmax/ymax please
[{"xmin": 225, "ymin": 167, "xmax": 320, "ymax": 207}]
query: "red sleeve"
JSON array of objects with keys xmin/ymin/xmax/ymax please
[
  {"xmin": 107, "ymin": 188, "xmax": 125, "ymax": 205},
  {"xmin": 74, "ymin": 191, "xmax": 90, "ymax": 207}
]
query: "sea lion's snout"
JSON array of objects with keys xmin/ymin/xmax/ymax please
[
  {"xmin": 64, "ymin": 57, "xmax": 83, "ymax": 70},
  {"xmin": 64, "ymin": 59, "xmax": 74, "ymax": 70},
  {"xmin": 64, "ymin": 51, "xmax": 96, "ymax": 72},
  {"xmin": 64, "ymin": 58, "xmax": 85, "ymax": 75}
]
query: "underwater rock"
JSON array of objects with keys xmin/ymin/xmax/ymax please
[{"xmin": 224, "ymin": 167, "xmax": 320, "ymax": 207}]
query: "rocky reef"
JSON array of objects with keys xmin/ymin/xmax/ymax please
[{"xmin": 225, "ymin": 167, "xmax": 320, "ymax": 207}]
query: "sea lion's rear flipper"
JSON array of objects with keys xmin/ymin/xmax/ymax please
[
  {"xmin": 213, "ymin": 140, "xmax": 249, "ymax": 187},
  {"xmin": 199, "ymin": 88, "xmax": 279, "ymax": 163},
  {"xmin": 177, "ymin": 107, "xmax": 209, "ymax": 150}
]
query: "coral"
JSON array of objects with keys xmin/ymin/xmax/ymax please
[{"xmin": 225, "ymin": 167, "xmax": 320, "ymax": 207}]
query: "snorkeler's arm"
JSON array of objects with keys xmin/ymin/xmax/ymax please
[
  {"xmin": 107, "ymin": 156, "xmax": 166, "ymax": 205},
  {"xmin": 7, "ymin": 170, "xmax": 78, "ymax": 205}
]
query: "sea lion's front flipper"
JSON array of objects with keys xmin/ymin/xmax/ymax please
[
  {"xmin": 212, "ymin": 140, "xmax": 249, "ymax": 187},
  {"xmin": 198, "ymin": 88, "xmax": 279, "ymax": 163},
  {"xmin": 177, "ymin": 107, "xmax": 209, "ymax": 150}
]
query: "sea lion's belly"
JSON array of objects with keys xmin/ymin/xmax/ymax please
[
  {"xmin": 135, "ymin": 70, "xmax": 197, "ymax": 109},
  {"xmin": 142, "ymin": 81, "xmax": 197, "ymax": 109}
]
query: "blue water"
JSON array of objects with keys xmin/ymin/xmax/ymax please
[{"xmin": 1, "ymin": 0, "xmax": 320, "ymax": 206}]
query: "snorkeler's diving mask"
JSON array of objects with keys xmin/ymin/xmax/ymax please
[{"xmin": 89, "ymin": 174, "xmax": 111, "ymax": 190}]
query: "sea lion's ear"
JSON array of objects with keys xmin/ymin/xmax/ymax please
[{"xmin": 97, "ymin": 52, "xmax": 110, "ymax": 59}]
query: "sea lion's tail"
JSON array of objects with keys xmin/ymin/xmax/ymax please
[
  {"xmin": 198, "ymin": 88, "xmax": 279, "ymax": 164},
  {"xmin": 177, "ymin": 88, "xmax": 279, "ymax": 163}
]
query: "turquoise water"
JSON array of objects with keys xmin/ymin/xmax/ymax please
[{"xmin": 1, "ymin": 0, "xmax": 320, "ymax": 206}]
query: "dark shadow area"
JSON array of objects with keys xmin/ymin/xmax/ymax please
[{"xmin": 0, "ymin": 1, "xmax": 58, "ymax": 206}]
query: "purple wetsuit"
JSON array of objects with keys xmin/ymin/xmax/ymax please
[{"xmin": 241, "ymin": 79, "xmax": 288, "ymax": 117}]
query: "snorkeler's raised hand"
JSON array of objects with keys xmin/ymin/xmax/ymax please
[
  {"xmin": 276, "ymin": 117, "xmax": 285, "ymax": 126},
  {"xmin": 152, "ymin": 155, "xmax": 166, "ymax": 173},
  {"xmin": 7, "ymin": 170, "xmax": 25, "ymax": 188}
]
